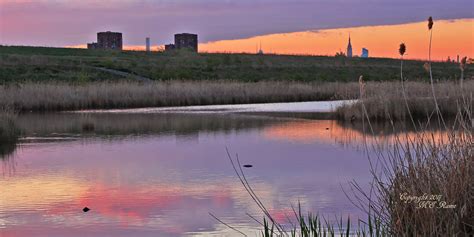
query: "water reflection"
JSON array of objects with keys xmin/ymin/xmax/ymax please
[
  {"xmin": 0, "ymin": 112, "xmax": 452, "ymax": 236},
  {"xmin": 264, "ymin": 120, "xmax": 452, "ymax": 148},
  {"xmin": 0, "ymin": 139, "xmax": 17, "ymax": 160},
  {"xmin": 13, "ymin": 113, "xmax": 283, "ymax": 138},
  {"xmin": 0, "ymin": 119, "xmax": 19, "ymax": 175}
]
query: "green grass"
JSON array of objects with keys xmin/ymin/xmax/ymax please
[
  {"xmin": 1, "ymin": 46, "xmax": 471, "ymax": 83},
  {"xmin": 260, "ymin": 209, "xmax": 388, "ymax": 237}
]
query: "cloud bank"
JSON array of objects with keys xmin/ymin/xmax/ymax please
[{"xmin": 1, "ymin": 0, "xmax": 473, "ymax": 46}]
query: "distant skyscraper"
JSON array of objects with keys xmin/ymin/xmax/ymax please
[
  {"xmin": 146, "ymin": 37, "xmax": 150, "ymax": 52},
  {"xmin": 346, "ymin": 34, "xmax": 352, "ymax": 58},
  {"xmin": 361, "ymin": 48, "xmax": 369, "ymax": 58}
]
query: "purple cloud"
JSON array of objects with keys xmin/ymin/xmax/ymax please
[{"xmin": 1, "ymin": 0, "xmax": 473, "ymax": 46}]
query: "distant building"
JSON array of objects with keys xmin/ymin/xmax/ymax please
[
  {"xmin": 88, "ymin": 31, "xmax": 123, "ymax": 50},
  {"xmin": 98, "ymin": 31, "xmax": 122, "ymax": 50},
  {"xmin": 165, "ymin": 33, "xmax": 198, "ymax": 52},
  {"xmin": 257, "ymin": 42, "xmax": 264, "ymax": 55},
  {"xmin": 146, "ymin": 37, "xmax": 151, "ymax": 52},
  {"xmin": 165, "ymin": 44, "xmax": 176, "ymax": 51},
  {"xmin": 87, "ymin": 42, "xmax": 98, "ymax": 49},
  {"xmin": 175, "ymin": 33, "xmax": 198, "ymax": 52},
  {"xmin": 361, "ymin": 48, "xmax": 369, "ymax": 58},
  {"xmin": 346, "ymin": 34, "xmax": 353, "ymax": 58}
]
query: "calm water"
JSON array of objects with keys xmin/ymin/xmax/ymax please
[{"xmin": 0, "ymin": 102, "xmax": 443, "ymax": 236}]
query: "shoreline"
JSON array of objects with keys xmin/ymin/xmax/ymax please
[
  {"xmin": 1, "ymin": 81, "xmax": 471, "ymax": 122},
  {"xmin": 0, "ymin": 81, "xmax": 359, "ymax": 113}
]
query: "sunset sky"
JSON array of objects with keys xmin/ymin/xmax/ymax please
[{"xmin": 1, "ymin": 0, "xmax": 473, "ymax": 59}]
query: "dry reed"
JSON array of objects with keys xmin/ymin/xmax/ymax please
[
  {"xmin": 347, "ymin": 106, "xmax": 473, "ymax": 236},
  {"xmin": 336, "ymin": 80, "xmax": 474, "ymax": 121},
  {"xmin": 0, "ymin": 81, "xmax": 359, "ymax": 112}
]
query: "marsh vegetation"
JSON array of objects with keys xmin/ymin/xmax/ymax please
[{"xmin": 0, "ymin": 81, "xmax": 357, "ymax": 111}]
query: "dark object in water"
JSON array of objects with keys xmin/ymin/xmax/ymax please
[
  {"xmin": 326, "ymin": 127, "xmax": 329, "ymax": 130},
  {"xmin": 243, "ymin": 164, "xmax": 253, "ymax": 168},
  {"xmin": 83, "ymin": 207, "xmax": 90, "ymax": 212}
]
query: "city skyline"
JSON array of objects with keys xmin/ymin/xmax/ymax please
[
  {"xmin": 1, "ymin": 0, "xmax": 473, "ymax": 59},
  {"xmin": 68, "ymin": 19, "xmax": 473, "ymax": 60}
]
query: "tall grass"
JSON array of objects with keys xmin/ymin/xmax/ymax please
[
  {"xmin": 2, "ymin": 81, "xmax": 472, "ymax": 114},
  {"xmin": 0, "ymin": 81, "xmax": 359, "ymax": 112},
  {"xmin": 336, "ymin": 80, "xmax": 474, "ymax": 121},
  {"xmin": 346, "ymin": 96, "xmax": 473, "ymax": 236}
]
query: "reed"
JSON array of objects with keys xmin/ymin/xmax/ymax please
[
  {"xmin": 0, "ymin": 81, "xmax": 359, "ymax": 112},
  {"xmin": 2, "ymin": 80, "xmax": 472, "ymax": 115},
  {"xmin": 336, "ymin": 80, "xmax": 474, "ymax": 121},
  {"xmin": 346, "ymin": 101, "xmax": 473, "ymax": 236}
]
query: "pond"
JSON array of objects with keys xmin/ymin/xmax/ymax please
[{"xmin": 0, "ymin": 101, "xmax": 446, "ymax": 236}]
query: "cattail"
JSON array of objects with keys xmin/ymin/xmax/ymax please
[
  {"xmin": 423, "ymin": 62, "xmax": 430, "ymax": 72},
  {"xmin": 428, "ymin": 16, "xmax": 433, "ymax": 30},
  {"xmin": 399, "ymin": 43, "xmax": 406, "ymax": 56},
  {"xmin": 460, "ymin": 57, "xmax": 467, "ymax": 71}
]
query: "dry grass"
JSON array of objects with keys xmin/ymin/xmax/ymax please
[
  {"xmin": 390, "ymin": 131, "xmax": 472, "ymax": 235},
  {"xmin": 344, "ymin": 68, "xmax": 474, "ymax": 235},
  {"xmin": 336, "ymin": 80, "xmax": 474, "ymax": 121},
  {"xmin": 347, "ymin": 117, "xmax": 474, "ymax": 236},
  {"xmin": 2, "ymin": 80, "xmax": 472, "ymax": 116},
  {"xmin": 0, "ymin": 81, "xmax": 359, "ymax": 112}
]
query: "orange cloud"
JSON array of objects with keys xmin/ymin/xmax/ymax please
[
  {"xmin": 200, "ymin": 18, "xmax": 474, "ymax": 60},
  {"xmin": 68, "ymin": 19, "xmax": 473, "ymax": 60}
]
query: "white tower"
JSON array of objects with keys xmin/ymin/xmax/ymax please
[{"xmin": 146, "ymin": 37, "xmax": 151, "ymax": 52}]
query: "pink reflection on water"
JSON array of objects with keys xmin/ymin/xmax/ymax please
[{"xmin": 1, "ymin": 114, "xmax": 385, "ymax": 236}]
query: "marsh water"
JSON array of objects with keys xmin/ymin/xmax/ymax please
[{"xmin": 0, "ymin": 101, "xmax": 445, "ymax": 236}]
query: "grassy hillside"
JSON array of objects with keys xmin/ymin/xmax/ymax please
[{"xmin": 0, "ymin": 45, "xmax": 471, "ymax": 83}]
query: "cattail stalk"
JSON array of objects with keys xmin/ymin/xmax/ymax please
[
  {"xmin": 399, "ymin": 43, "xmax": 416, "ymax": 127},
  {"xmin": 427, "ymin": 16, "xmax": 445, "ymax": 127}
]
